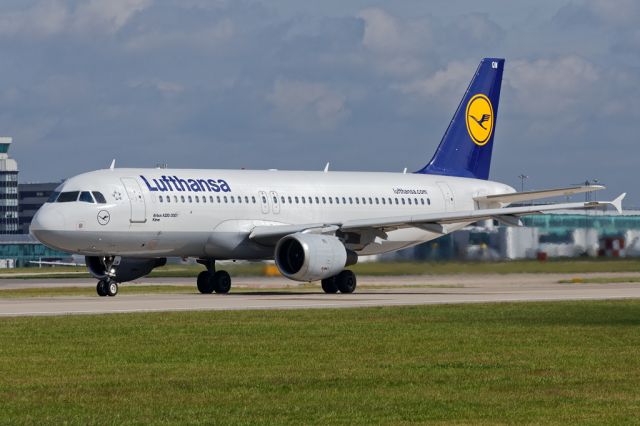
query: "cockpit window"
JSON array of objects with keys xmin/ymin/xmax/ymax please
[
  {"xmin": 79, "ymin": 191, "xmax": 95, "ymax": 203},
  {"xmin": 47, "ymin": 191, "xmax": 60, "ymax": 203},
  {"xmin": 92, "ymin": 192, "xmax": 107, "ymax": 204},
  {"xmin": 57, "ymin": 191, "xmax": 80, "ymax": 202}
]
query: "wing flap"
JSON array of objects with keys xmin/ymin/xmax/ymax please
[{"xmin": 474, "ymin": 185, "xmax": 605, "ymax": 205}]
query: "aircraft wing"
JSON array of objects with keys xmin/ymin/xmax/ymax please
[
  {"xmin": 474, "ymin": 185, "xmax": 605, "ymax": 205},
  {"xmin": 248, "ymin": 193, "xmax": 625, "ymax": 245}
]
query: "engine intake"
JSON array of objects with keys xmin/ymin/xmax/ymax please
[
  {"xmin": 86, "ymin": 256, "xmax": 167, "ymax": 283},
  {"xmin": 275, "ymin": 233, "xmax": 356, "ymax": 281}
]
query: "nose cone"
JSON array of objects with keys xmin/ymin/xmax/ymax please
[{"xmin": 30, "ymin": 207, "xmax": 66, "ymax": 248}]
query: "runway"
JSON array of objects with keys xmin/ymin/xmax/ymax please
[{"xmin": 1, "ymin": 273, "xmax": 640, "ymax": 316}]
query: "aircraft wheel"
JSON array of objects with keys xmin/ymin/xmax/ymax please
[
  {"xmin": 96, "ymin": 280, "xmax": 108, "ymax": 297},
  {"xmin": 106, "ymin": 280, "xmax": 119, "ymax": 297},
  {"xmin": 321, "ymin": 277, "xmax": 338, "ymax": 294},
  {"xmin": 336, "ymin": 270, "xmax": 357, "ymax": 294},
  {"xmin": 212, "ymin": 270, "xmax": 231, "ymax": 294},
  {"xmin": 197, "ymin": 271, "xmax": 214, "ymax": 294}
]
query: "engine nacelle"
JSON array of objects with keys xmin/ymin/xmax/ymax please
[
  {"xmin": 275, "ymin": 233, "xmax": 356, "ymax": 282},
  {"xmin": 85, "ymin": 256, "xmax": 167, "ymax": 283}
]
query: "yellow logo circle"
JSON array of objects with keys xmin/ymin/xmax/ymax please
[{"xmin": 465, "ymin": 94, "xmax": 494, "ymax": 146}]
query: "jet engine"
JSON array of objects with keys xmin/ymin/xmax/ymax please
[
  {"xmin": 275, "ymin": 233, "xmax": 357, "ymax": 281},
  {"xmin": 85, "ymin": 256, "xmax": 167, "ymax": 283}
]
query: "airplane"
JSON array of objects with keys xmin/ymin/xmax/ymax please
[{"xmin": 29, "ymin": 58, "xmax": 625, "ymax": 297}]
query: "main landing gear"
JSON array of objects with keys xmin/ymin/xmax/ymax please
[
  {"xmin": 196, "ymin": 259, "xmax": 232, "ymax": 294},
  {"xmin": 96, "ymin": 279, "xmax": 118, "ymax": 297},
  {"xmin": 321, "ymin": 270, "xmax": 357, "ymax": 294}
]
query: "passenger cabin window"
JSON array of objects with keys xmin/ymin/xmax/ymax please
[
  {"xmin": 92, "ymin": 192, "xmax": 107, "ymax": 204},
  {"xmin": 57, "ymin": 191, "xmax": 79, "ymax": 203},
  {"xmin": 159, "ymin": 195, "xmax": 164, "ymax": 203}
]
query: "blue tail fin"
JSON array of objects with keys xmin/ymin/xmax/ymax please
[{"xmin": 416, "ymin": 58, "xmax": 504, "ymax": 180}]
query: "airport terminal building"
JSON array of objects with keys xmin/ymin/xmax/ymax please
[
  {"xmin": 0, "ymin": 137, "xmax": 69, "ymax": 267},
  {"xmin": 402, "ymin": 210, "xmax": 640, "ymax": 261}
]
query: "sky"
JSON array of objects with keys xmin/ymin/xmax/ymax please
[{"xmin": 1, "ymin": 0, "xmax": 639, "ymax": 204}]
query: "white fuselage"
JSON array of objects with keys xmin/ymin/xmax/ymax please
[{"xmin": 30, "ymin": 168, "xmax": 515, "ymax": 259}]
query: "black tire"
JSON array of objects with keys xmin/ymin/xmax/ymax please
[
  {"xmin": 106, "ymin": 281, "xmax": 119, "ymax": 297},
  {"xmin": 197, "ymin": 271, "xmax": 214, "ymax": 294},
  {"xmin": 321, "ymin": 277, "xmax": 339, "ymax": 294},
  {"xmin": 96, "ymin": 280, "xmax": 108, "ymax": 297},
  {"xmin": 212, "ymin": 270, "xmax": 231, "ymax": 294},
  {"xmin": 336, "ymin": 270, "xmax": 357, "ymax": 294}
]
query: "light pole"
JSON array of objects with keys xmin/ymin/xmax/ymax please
[{"xmin": 518, "ymin": 174, "xmax": 529, "ymax": 193}]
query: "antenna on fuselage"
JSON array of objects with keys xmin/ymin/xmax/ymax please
[
  {"xmin": 109, "ymin": 159, "xmax": 116, "ymax": 170},
  {"xmin": 324, "ymin": 162, "xmax": 330, "ymax": 172}
]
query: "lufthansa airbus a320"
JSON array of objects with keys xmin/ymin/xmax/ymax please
[{"xmin": 30, "ymin": 58, "xmax": 625, "ymax": 297}]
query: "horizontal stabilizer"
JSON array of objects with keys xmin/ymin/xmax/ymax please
[
  {"xmin": 474, "ymin": 185, "xmax": 605, "ymax": 205},
  {"xmin": 612, "ymin": 193, "xmax": 626, "ymax": 213}
]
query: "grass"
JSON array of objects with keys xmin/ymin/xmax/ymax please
[
  {"xmin": 1, "ymin": 301, "xmax": 640, "ymax": 424},
  {"xmin": 6, "ymin": 258, "xmax": 640, "ymax": 279}
]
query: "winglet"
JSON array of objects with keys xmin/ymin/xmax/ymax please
[
  {"xmin": 109, "ymin": 159, "xmax": 116, "ymax": 170},
  {"xmin": 612, "ymin": 193, "xmax": 626, "ymax": 213}
]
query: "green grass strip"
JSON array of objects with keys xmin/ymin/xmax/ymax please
[{"xmin": 0, "ymin": 301, "xmax": 639, "ymax": 424}]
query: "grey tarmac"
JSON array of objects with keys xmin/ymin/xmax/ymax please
[{"xmin": 1, "ymin": 273, "xmax": 640, "ymax": 316}]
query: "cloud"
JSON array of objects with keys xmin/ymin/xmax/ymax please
[
  {"xmin": 0, "ymin": 0, "xmax": 68, "ymax": 37},
  {"xmin": 73, "ymin": 0, "xmax": 152, "ymax": 34},
  {"xmin": 0, "ymin": 0, "xmax": 151, "ymax": 38},
  {"xmin": 125, "ymin": 19, "xmax": 234, "ymax": 51},
  {"xmin": 506, "ymin": 56, "xmax": 599, "ymax": 116},
  {"xmin": 555, "ymin": 0, "xmax": 640, "ymax": 28},
  {"xmin": 267, "ymin": 79, "xmax": 349, "ymax": 131},
  {"xmin": 394, "ymin": 61, "xmax": 473, "ymax": 99}
]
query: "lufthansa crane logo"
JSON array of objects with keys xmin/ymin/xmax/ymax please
[
  {"xmin": 465, "ymin": 94, "xmax": 494, "ymax": 146},
  {"xmin": 97, "ymin": 210, "xmax": 111, "ymax": 226}
]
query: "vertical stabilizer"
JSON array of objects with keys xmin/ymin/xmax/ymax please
[{"xmin": 416, "ymin": 58, "xmax": 504, "ymax": 180}]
